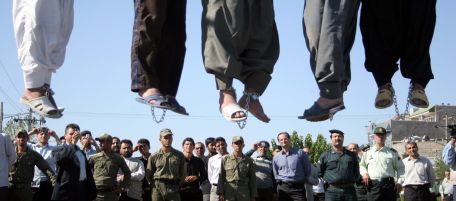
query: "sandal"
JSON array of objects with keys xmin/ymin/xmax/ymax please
[
  {"xmin": 43, "ymin": 86, "xmax": 63, "ymax": 118},
  {"xmin": 220, "ymin": 103, "xmax": 247, "ymax": 122},
  {"xmin": 410, "ymin": 88, "xmax": 429, "ymax": 108},
  {"xmin": 166, "ymin": 96, "xmax": 189, "ymax": 116},
  {"xmin": 298, "ymin": 102, "xmax": 345, "ymax": 122},
  {"xmin": 135, "ymin": 94, "xmax": 173, "ymax": 110},
  {"xmin": 20, "ymin": 96, "xmax": 61, "ymax": 119},
  {"xmin": 375, "ymin": 83, "xmax": 394, "ymax": 109}
]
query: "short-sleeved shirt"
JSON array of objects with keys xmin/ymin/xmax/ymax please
[{"xmin": 360, "ymin": 146, "xmax": 405, "ymax": 183}]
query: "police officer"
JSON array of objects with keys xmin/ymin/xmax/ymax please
[
  {"xmin": 147, "ymin": 128, "xmax": 186, "ymax": 201},
  {"xmin": 217, "ymin": 136, "xmax": 256, "ymax": 201},
  {"xmin": 360, "ymin": 127, "xmax": 405, "ymax": 201},
  {"xmin": 8, "ymin": 130, "xmax": 55, "ymax": 201},
  {"xmin": 89, "ymin": 133, "xmax": 131, "ymax": 201},
  {"xmin": 317, "ymin": 129, "xmax": 359, "ymax": 201}
]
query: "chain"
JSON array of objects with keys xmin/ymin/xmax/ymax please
[
  {"xmin": 236, "ymin": 94, "xmax": 249, "ymax": 129},
  {"xmin": 150, "ymin": 107, "xmax": 166, "ymax": 123},
  {"xmin": 236, "ymin": 92, "xmax": 258, "ymax": 129},
  {"xmin": 392, "ymin": 83, "xmax": 413, "ymax": 120}
]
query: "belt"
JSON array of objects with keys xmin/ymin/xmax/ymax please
[
  {"xmin": 405, "ymin": 183, "xmax": 430, "ymax": 189},
  {"xmin": 329, "ymin": 183, "xmax": 354, "ymax": 188},
  {"xmin": 445, "ymin": 194, "xmax": 452, "ymax": 196},
  {"xmin": 155, "ymin": 179, "xmax": 179, "ymax": 185},
  {"xmin": 97, "ymin": 187, "xmax": 115, "ymax": 193},
  {"xmin": 372, "ymin": 177, "xmax": 394, "ymax": 183},
  {"xmin": 227, "ymin": 180, "xmax": 248, "ymax": 184},
  {"xmin": 277, "ymin": 180, "xmax": 304, "ymax": 186}
]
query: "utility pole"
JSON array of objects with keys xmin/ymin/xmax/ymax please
[
  {"xmin": 0, "ymin": 102, "xmax": 3, "ymax": 132},
  {"xmin": 27, "ymin": 108, "xmax": 32, "ymax": 131}
]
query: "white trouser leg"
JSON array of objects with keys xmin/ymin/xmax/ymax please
[{"xmin": 13, "ymin": 0, "xmax": 74, "ymax": 89}]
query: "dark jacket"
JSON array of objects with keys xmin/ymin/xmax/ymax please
[{"xmin": 51, "ymin": 144, "xmax": 97, "ymax": 201}]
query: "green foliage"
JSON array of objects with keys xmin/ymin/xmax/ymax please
[
  {"xmin": 3, "ymin": 118, "xmax": 27, "ymax": 139},
  {"xmin": 270, "ymin": 130, "xmax": 331, "ymax": 164},
  {"xmin": 434, "ymin": 157, "xmax": 449, "ymax": 180}
]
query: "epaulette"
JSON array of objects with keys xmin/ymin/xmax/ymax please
[
  {"xmin": 390, "ymin": 148, "xmax": 397, "ymax": 153},
  {"xmin": 363, "ymin": 147, "xmax": 371, "ymax": 152}
]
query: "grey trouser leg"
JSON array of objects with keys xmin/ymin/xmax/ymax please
[
  {"xmin": 202, "ymin": 0, "xmax": 279, "ymax": 95},
  {"xmin": 303, "ymin": 0, "xmax": 360, "ymax": 99},
  {"xmin": 209, "ymin": 185, "xmax": 219, "ymax": 201}
]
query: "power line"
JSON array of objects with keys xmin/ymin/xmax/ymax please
[
  {"xmin": 0, "ymin": 59, "xmax": 22, "ymax": 97},
  {"xmin": 0, "ymin": 86, "xmax": 23, "ymax": 113}
]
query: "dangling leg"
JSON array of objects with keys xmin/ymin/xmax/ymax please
[
  {"xmin": 13, "ymin": 0, "xmax": 74, "ymax": 118},
  {"xmin": 400, "ymin": 0, "xmax": 436, "ymax": 108},
  {"xmin": 300, "ymin": 0, "xmax": 358, "ymax": 121}
]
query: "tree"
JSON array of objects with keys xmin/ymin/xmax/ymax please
[
  {"xmin": 270, "ymin": 130, "xmax": 331, "ymax": 164},
  {"xmin": 2, "ymin": 114, "xmax": 40, "ymax": 140}
]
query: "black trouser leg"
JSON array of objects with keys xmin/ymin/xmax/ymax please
[
  {"xmin": 32, "ymin": 181, "xmax": 53, "ymax": 201},
  {"xmin": 131, "ymin": 0, "xmax": 187, "ymax": 96}
]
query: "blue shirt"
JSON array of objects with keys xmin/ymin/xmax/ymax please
[
  {"xmin": 272, "ymin": 147, "xmax": 311, "ymax": 183},
  {"xmin": 442, "ymin": 142, "xmax": 455, "ymax": 166}
]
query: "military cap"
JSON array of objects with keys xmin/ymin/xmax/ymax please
[
  {"xmin": 329, "ymin": 129, "xmax": 344, "ymax": 136},
  {"xmin": 373, "ymin": 127, "xmax": 387, "ymax": 135},
  {"xmin": 15, "ymin": 130, "xmax": 28, "ymax": 137},
  {"xmin": 160, "ymin": 128, "xmax": 173, "ymax": 137},
  {"xmin": 232, "ymin": 136, "xmax": 244, "ymax": 143},
  {"xmin": 95, "ymin": 133, "xmax": 113, "ymax": 142}
]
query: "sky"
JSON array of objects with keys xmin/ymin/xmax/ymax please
[{"xmin": 1, "ymin": 1, "xmax": 455, "ymax": 153}]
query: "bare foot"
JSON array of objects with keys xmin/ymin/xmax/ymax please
[
  {"xmin": 139, "ymin": 88, "xmax": 162, "ymax": 104},
  {"xmin": 220, "ymin": 90, "xmax": 245, "ymax": 119},
  {"xmin": 315, "ymin": 96, "xmax": 343, "ymax": 109},
  {"xmin": 23, "ymin": 87, "xmax": 45, "ymax": 101},
  {"xmin": 238, "ymin": 92, "xmax": 270, "ymax": 123}
]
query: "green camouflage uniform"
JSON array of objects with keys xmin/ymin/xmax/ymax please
[
  {"xmin": 89, "ymin": 151, "xmax": 131, "ymax": 201},
  {"xmin": 8, "ymin": 147, "xmax": 55, "ymax": 201}
]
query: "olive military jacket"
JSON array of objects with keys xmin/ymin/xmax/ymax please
[
  {"xmin": 89, "ymin": 151, "xmax": 131, "ymax": 189},
  {"xmin": 9, "ymin": 147, "xmax": 55, "ymax": 187},
  {"xmin": 147, "ymin": 148, "xmax": 186, "ymax": 184},
  {"xmin": 217, "ymin": 153, "xmax": 257, "ymax": 198}
]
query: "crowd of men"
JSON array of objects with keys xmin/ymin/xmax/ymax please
[{"xmin": 0, "ymin": 123, "xmax": 455, "ymax": 201}]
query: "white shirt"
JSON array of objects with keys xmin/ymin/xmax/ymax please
[
  {"xmin": 440, "ymin": 178, "xmax": 453, "ymax": 195},
  {"xmin": 208, "ymin": 153, "xmax": 223, "ymax": 185},
  {"xmin": 312, "ymin": 178, "xmax": 325, "ymax": 193},
  {"xmin": 121, "ymin": 157, "xmax": 145, "ymax": 200},
  {"xmin": 0, "ymin": 133, "xmax": 16, "ymax": 187},
  {"xmin": 29, "ymin": 143, "xmax": 57, "ymax": 187},
  {"xmin": 402, "ymin": 155, "xmax": 436, "ymax": 186}
]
